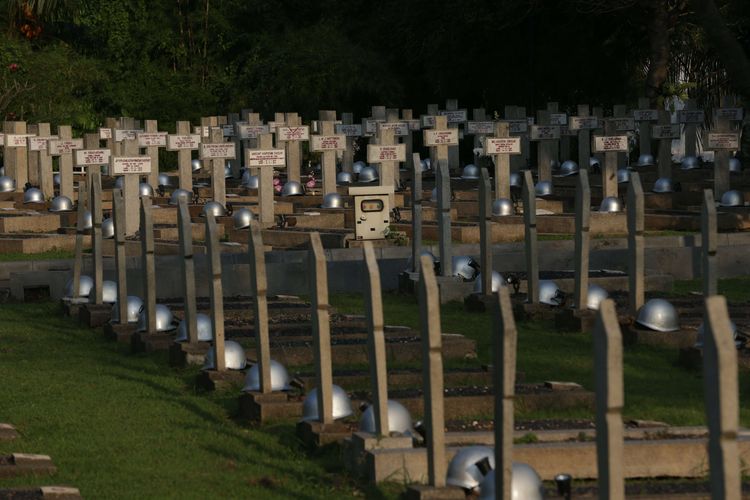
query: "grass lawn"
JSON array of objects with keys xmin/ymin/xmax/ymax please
[{"xmin": 0, "ymin": 249, "xmax": 75, "ymax": 261}]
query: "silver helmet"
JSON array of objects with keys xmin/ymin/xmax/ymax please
[
  {"xmin": 242, "ymin": 359, "xmax": 292, "ymax": 392},
  {"xmin": 201, "ymin": 201, "xmax": 226, "ymax": 217},
  {"xmin": 557, "ymin": 160, "xmax": 579, "ymax": 177},
  {"xmin": 680, "ymin": 156, "xmax": 701, "ymax": 170},
  {"xmin": 114, "ymin": 176, "xmax": 124, "ymax": 190},
  {"xmin": 139, "ymin": 183, "xmax": 154, "ymax": 197},
  {"xmin": 169, "ymin": 188, "xmax": 192, "ymax": 205},
  {"xmin": 446, "ymin": 446, "xmax": 494, "ymax": 490},
  {"xmin": 478, "ymin": 463, "xmax": 544, "ymax": 500},
  {"xmin": 695, "ymin": 320, "xmax": 739, "ymax": 348},
  {"xmin": 636, "ymin": 298, "xmax": 679, "ymax": 332},
  {"xmin": 585, "ymin": 284, "xmax": 609, "ymax": 311},
  {"xmin": 539, "ymin": 280, "xmax": 564, "ymax": 306},
  {"xmin": 64, "ymin": 275, "xmax": 93, "ymax": 298},
  {"xmin": 492, "ymin": 198, "xmax": 514, "ymax": 216},
  {"xmin": 452, "ymin": 255, "xmax": 479, "ymax": 281},
  {"xmin": 174, "ymin": 313, "xmax": 213, "ymax": 342},
  {"xmin": 719, "ymin": 190, "xmax": 743, "ymax": 207},
  {"xmin": 241, "ymin": 171, "xmax": 259, "ymax": 189},
  {"xmin": 110, "ymin": 295, "xmax": 143, "ymax": 324},
  {"xmin": 0, "ymin": 166, "xmax": 4, "ymax": 175},
  {"xmin": 300, "ymin": 384, "xmax": 353, "ymax": 422},
  {"xmin": 101, "ymin": 218, "xmax": 114, "ymax": 239},
  {"xmin": 509, "ymin": 173, "xmax": 522, "ymax": 188},
  {"xmin": 336, "ymin": 171, "xmax": 354, "ymax": 185},
  {"xmin": 617, "ymin": 168, "xmax": 630, "ymax": 184},
  {"xmin": 232, "ymin": 207, "xmax": 254, "ymax": 229},
  {"xmin": 653, "ymin": 177, "xmax": 673, "ymax": 193},
  {"xmin": 352, "ymin": 161, "xmax": 366, "ymax": 174},
  {"xmin": 49, "ymin": 195, "xmax": 74, "ymax": 212},
  {"xmin": 158, "ymin": 173, "xmax": 172, "ymax": 187},
  {"xmin": 321, "ymin": 192, "xmax": 344, "ymax": 209},
  {"xmin": 534, "ymin": 181, "xmax": 553, "ymax": 197},
  {"xmin": 472, "ymin": 271, "xmax": 505, "ymax": 294},
  {"xmin": 589, "ymin": 157, "xmax": 600, "ymax": 170},
  {"xmin": 281, "ymin": 181, "xmax": 304, "ymax": 196},
  {"xmin": 420, "ymin": 159, "xmax": 431, "ymax": 172},
  {"xmin": 358, "ymin": 166, "xmax": 379, "ymax": 183},
  {"xmin": 137, "ymin": 303, "xmax": 176, "ymax": 333},
  {"xmin": 729, "ymin": 157, "xmax": 742, "ymax": 174},
  {"xmin": 549, "ymin": 159, "xmax": 560, "ymax": 171},
  {"xmin": 224, "ymin": 162, "xmax": 233, "ymax": 178},
  {"xmin": 358, "ymin": 400, "xmax": 414, "ymax": 436},
  {"xmin": 636, "ymin": 153, "xmax": 655, "ymax": 167},
  {"xmin": 98, "ymin": 280, "xmax": 118, "ymax": 304},
  {"xmin": 53, "ymin": 173, "xmax": 61, "ymax": 186},
  {"xmin": 23, "ymin": 187, "xmax": 44, "ymax": 204},
  {"xmin": 192, "ymin": 158, "xmax": 202, "ymax": 172},
  {"xmin": 406, "ymin": 250, "xmax": 440, "ymax": 273},
  {"xmin": 203, "ymin": 340, "xmax": 247, "ymax": 370},
  {"xmin": 461, "ymin": 164, "xmax": 480, "ymax": 179},
  {"xmin": 599, "ymin": 196, "xmax": 623, "ymax": 213},
  {"xmin": 0, "ymin": 175, "xmax": 15, "ymax": 193},
  {"xmin": 79, "ymin": 210, "xmax": 93, "ymax": 231}
]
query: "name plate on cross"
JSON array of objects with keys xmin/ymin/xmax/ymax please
[
  {"xmin": 379, "ymin": 122, "xmax": 409, "ymax": 136},
  {"xmin": 706, "ymin": 133, "xmax": 740, "ymax": 150},
  {"xmin": 238, "ymin": 124, "xmax": 270, "ymax": 139},
  {"xmin": 484, "ymin": 137, "xmax": 522, "ymax": 155},
  {"xmin": 99, "ymin": 128, "xmax": 113, "ymax": 140},
  {"xmin": 438, "ymin": 109, "xmax": 467, "ymax": 124},
  {"xmin": 200, "ymin": 143, "xmax": 237, "ymax": 159},
  {"xmin": 633, "ymin": 109, "xmax": 658, "ymax": 121},
  {"xmin": 28, "ymin": 136, "xmax": 58, "ymax": 151},
  {"xmin": 503, "ymin": 119, "xmax": 528, "ymax": 134},
  {"xmin": 367, "ymin": 144, "xmax": 406, "ymax": 163},
  {"xmin": 167, "ymin": 135, "xmax": 201, "ymax": 151},
  {"xmin": 569, "ymin": 116, "xmax": 599, "ymax": 130},
  {"xmin": 715, "ymin": 108, "xmax": 744, "ymax": 121},
  {"xmin": 137, "ymin": 132, "xmax": 168, "ymax": 147},
  {"xmin": 466, "ymin": 121, "xmax": 495, "ymax": 135},
  {"xmin": 406, "ymin": 119, "xmax": 421, "ymax": 131},
  {"xmin": 549, "ymin": 113, "xmax": 568, "ymax": 126},
  {"xmin": 276, "ymin": 126, "xmax": 310, "ymax": 141},
  {"xmin": 247, "ymin": 149, "xmax": 286, "ymax": 167},
  {"xmin": 111, "ymin": 156, "xmax": 152, "ymax": 174},
  {"xmin": 612, "ymin": 117, "xmax": 635, "ymax": 131},
  {"xmin": 423, "ymin": 129, "xmax": 459, "ymax": 146},
  {"xmin": 310, "ymin": 135, "xmax": 346, "ymax": 151},
  {"xmin": 363, "ymin": 119, "xmax": 385, "ymax": 136},
  {"xmin": 530, "ymin": 125, "xmax": 560, "ymax": 140},
  {"xmin": 48, "ymin": 139, "xmax": 84, "ymax": 156},
  {"xmin": 420, "ymin": 116, "xmax": 436, "ymax": 128},
  {"xmin": 678, "ymin": 110, "xmax": 704, "ymax": 124},
  {"xmin": 5, "ymin": 134, "xmax": 34, "ymax": 147},
  {"xmin": 652, "ymin": 125, "xmax": 680, "ymax": 139},
  {"xmin": 221, "ymin": 124, "xmax": 235, "ymax": 137},
  {"xmin": 76, "ymin": 149, "xmax": 111, "ymax": 166},
  {"xmin": 593, "ymin": 135, "xmax": 629, "ymax": 152},
  {"xmin": 114, "ymin": 130, "xmax": 140, "ymax": 142},
  {"xmin": 335, "ymin": 124, "xmax": 363, "ymax": 137}
]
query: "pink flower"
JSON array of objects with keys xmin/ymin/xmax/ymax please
[{"xmin": 8, "ymin": 63, "xmax": 18, "ymax": 72}]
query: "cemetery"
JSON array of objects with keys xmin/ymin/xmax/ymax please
[{"xmin": 1, "ymin": 1, "xmax": 750, "ymax": 499}]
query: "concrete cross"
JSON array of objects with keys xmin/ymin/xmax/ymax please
[
  {"xmin": 612, "ymin": 104, "xmax": 631, "ymax": 167},
  {"xmin": 138, "ymin": 121, "xmax": 167, "ymax": 190},
  {"xmin": 493, "ymin": 286, "xmax": 517, "ymax": 500},
  {"xmin": 140, "ymin": 196, "xmax": 157, "ymax": 334},
  {"xmin": 410, "ymin": 153, "xmax": 423, "ymax": 273},
  {"xmin": 168, "ymin": 122, "xmax": 199, "ymax": 191},
  {"xmin": 522, "ymin": 170, "xmax": 539, "ymax": 304},
  {"xmin": 248, "ymin": 220, "xmax": 272, "ymax": 393},
  {"xmin": 505, "ymin": 105, "xmax": 529, "ymax": 172},
  {"xmin": 309, "ymin": 232, "xmax": 334, "ymax": 424},
  {"xmin": 401, "ymin": 109, "xmax": 420, "ymax": 170},
  {"xmin": 27, "ymin": 124, "xmax": 56, "ymax": 198},
  {"xmin": 423, "ymin": 115, "xmax": 455, "ymax": 171},
  {"xmin": 574, "ymin": 169, "xmax": 591, "ymax": 312},
  {"xmin": 315, "ymin": 110, "xmax": 342, "ymax": 195},
  {"xmin": 363, "ymin": 241, "xmax": 389, "ymax": 436},
  {"xmin": 369, "ymin": 124, "xmax": 404, "ymax": 206},
  {"xmin": 111, "ymin": 136, "xmax": 151, "ymax": 235},
  {"xmin": 439, "ymin": 99, "xmax": 466, "ymax": 170},
  {"xmin": 56, "ymin": 125, "xmax": 75, "ymax": 199},
  {"xmin": 534, "ymin": 108, "xmax": 560, "ymax": 182},
  {"xmin": 177, "ymin": 198, "xmax": 199, "ymax": 343},
  {"xmin": 571, "ymin": 105, "xmax": 597, "ymax": 173},
  {"xmin": 200, "ymin": 126, "xmax": 236, "ymax": 208},
  {"xmin": 680, "ymin": 99, "xmax": 701, "ymax": 159},
  {"xmin": 702, "ymin": 189, "xmax": 718, "ymax": 297},
  {"xmin": 245, "ymin": 133, "xmax": 284, "ymax": 227},
  {"xmin": 708, "ymin": 96, "xmax": 740, "ymax": 197},
  {"xmin": 596, "ymin": 120, "xmax": 626, "ymax": 199},
  {"xmin": 485, "ymin": 122, "xmax": 521, "ymax": 200},
  {"xmin": 112, "ymin": 188, "xmax": 128, "ymax": 326},
  {"xmin": 88, "ymin": 171, "xmax": 104, "ymax": 305},
  {"xmin": 4, "ymin": 121, "xmax": 29, "ymax": 192},
  {"xmin": 655, "ymin": 110, "xmax": 674, "ymax": 179},
  {"xmin": 275, "ymin": 119, "xmax": 309, "ymax": 184},
  {"xmin": 227, "ymin": 112, "xmax": 242, "ymax": 180},
  {"xmin": 627, "ymin": 172, "xmax": 645, "ymax": 316},
  {"xmin": 633, "ymin": 98, "xmax": 657, "ymax": 156},
  {"xmin": 479, "ymin": 168, "xmax": 493, "ymax": 296},
  {"xmin": 205, "ymin": 212, "xmax": 226, "ymax": 371}
]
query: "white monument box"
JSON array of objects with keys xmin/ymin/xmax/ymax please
[
  {"xmin": 111, "ymin": 156, "xmax": 152, "ymax": 174},
  {"xmin": 98, "ymin": 127, "xmax": 113, "ymax": 140},
  {"xmin": 310, "ymin": 135, "xmax": 346, "ymax": 151},
  {"xmin": 651, "ymin": 124, "xmax": 680, "ymax": 140},
  {"xmin": 593, "ymin": 135, "xmax": 629, "ymax": 152},
  {"xmin": 715, "ymin": 108, "xmax": 744, "ymax": 121},
  {"xmin": 549, "ymin": 113, "xmax": 568, "ymax": 126},
  {"xmin": 423, "ymin": 129, "xmax": 459, "ymax": 146},
  {"xmin": 484, "ymin": 137, "xmax": 522, "ymax": 155},
  {"xmin": 276, "ymin": 126, "xmax": 310, "ymax": 141},
  {"xmin": 467, "ymin": 121, "xmax": 495, "ymax": 135},
  {"xmin": 75, "ymin": 149, "xmax": 111, "ymax": 166},
  {"xmin": 200, "ymin": 143, "xmax": 237, "ymax": 160},
  {"xmin": 335, "ymin": 124, "xmax": 363, "ymax": 137},
  {"xmin": 28, "ymin": 136, "xmax": 58, "ymax": 151},
  {"xmin": 612, "ymin": 117, "xmax": 635, "ymax": 132},
  {"xmin": 237, "ymin": 124, "xmax": 270, "ymax": 139},
  {"xmin": 379, "ymin": 122, "xmax": 409, "ymax": 136},
  {"xmin": 706, "ymin": 133, "xmax": 740, "ymax": 150},
  {"xmin": 114, "ymin": 129, "xmax": 140, "ymax": 142},
  {"xmin": 438, "ymin": 109, "xmax": 468, "ymax": 124},
  {"xmin": 367, "ymin": 144, "xmax": 406, "ymax": 163},
  {"xmin": 503, "ymin": 119, "xmax": 528, "ymax": 134},
  {"xmin": 48, "ymin": 138, "xmax": 84, "ymax": 156},
  {"xmin": 137, "ymin": 132, "xmax": 168, "ymax": 147},
  {"xmin": 5, "ymin": 134, "xmax": 34, "ymax": 147},
  {"xmin": 247, "ymin": 149, "xmax": 286, "ymax": 167},
  {"xmin": 530, "ymin": 125, "xmax": 561, "ymax": 141},
  {"xmin": 678, "ymin": 110, "xmax": 704, "ymax": 124},
  {"xmin": 569, "ymin": 116, "xmax": 599, "ymax": 130},
  {"xmin": 166, "ymin": 134, "xmax": 201, "ymax": 151},
  {"xmin": 633, "ymin": 109, "xmax": 658, "ymax": 121}
]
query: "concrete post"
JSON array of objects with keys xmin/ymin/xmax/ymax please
[
  {"xmin": 479, "ymin": 168, "xmax": 493, "ymax": 296},
  {"xmin": 89, "ymin": 172, "xmax": 103, "ymax": 305},
  {"xmin": 140, "ymin": 196, "xmax": 157, "ymax": 334},
  {"xmin": 627, "ymin": 172, "xmax": 645, "ymax": 316},
  {"xmin": 248, "ymin": 221, "xmax": 272, "ymax": 393},
  {"xmin": 411, "ymin": 153, "xmax": 423, "ymax": 273},
  {"xmin": 363, "ymin": 241, "xmax": 389, "ymax": 436},
  {"xmin": 309, "ymin": 232, "xmax": 334, "ymax": 424},
  {"xmin": 522, "ymin": 170, "xmax": 539, "ymax": 304},
  {"xmin": 177, "ymin": 198, "xmax": 198, "ymax": 343},
  {"xmin": 112, "ymin": 188, "xmax": 128, "ymax": 325},
  {"xmin": 493, "ymin": 286, "xmax": 517, "ymax": 500},
  {"xmin": 702, "ymin": 189, "xmax": 718, "ymax": 297},
  {"xmin": 205, "ymin": 213, "xmax": 226, "ymax": 371},
  {"xmin": 436, "ymin": 159, "xmax": 452, "ymax": 277},
  {"xmin": 574, "ymin": 169, "xmax": 591, "ymax": 311}
]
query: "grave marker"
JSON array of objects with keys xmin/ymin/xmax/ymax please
[
  {"xmin": 595, "ymin": 122, "xmax": 625, "ymax": 199},
  {"xmin": 338, "ymin": 112, "xmax": 355, "ymax": 174},
  {"xmin": 111, "ymin": 138, "xmax": 150, "ymax": 235},
  {"xmin": 112, "ymin": 188, "xmax": 128, "ymax": 326},
  {"xmin": 708, "ymin": 96, "xmax": 737, "ymax": 197},
  {"xmin": 246, "ymin": 133, "xmax": 283, "ymax": 227},
  {"xmin": 248, "ymin": 221, "xmax": 271, "ymax": 393},
  {"xmin": 139, "ymin": 120, "xmax": 166, "ymax": 189},
  {"xmin": 369, "ymin": 125, "xmax": 403, "ymax": 204},
  {"xmin": 534, "ymin": 108, "xmax": 559, "ymax": 182},
  {"xmin": 633, "ymin": 98, "xmax": 657, "ymax": 156},
  {"xmin": 410, "ymin": 153, "xmax": 423, "ymax": 273},
  {"xmin": 423, "ymin": 115, "xmax": 455, "ymax": 175},
  {"xmin": 435, "ymin": 159, "xmax": 452, "ymax": 277},
  {"xmin": 363, "ymin": 241, "xmax": 389, "ymax": 436},
  {"xmin": 401, "ymin": 109, "xmax": 419, "ymax": 170},
  {"xmin": 571, "ymin": 106, "xmax": 597, "ymax": 173},
  {"xmin": 656, "ymin": 111, "xmax": 673, "ymax": 179},
  {"xmin": 440, "ymin": 99, "xmax": 464, "ymax": 170},
  {"xmin": 522, "ymin": 170, "xmax": 539, "ymax": 304},
  {"xmin": 613, "ymin": 104, "xmax": 630, "ymax": 167},
  {"xmin": 574, "ymin": 170, "xmax": 591, "ymax": 312},
  {"xmin": 679, "ymin": 100, "xmax": 702, "ymax": 159},
  {"xmin": 57, "ymin": 126, "xmax": 75, "ymax": 199},
  {"xmin": 627, "ymin": 172, "xmax": 645, "ymax": 316},
  {"xmin": 309, "ymin": 232, "xmax": 334, "ymax": 424},
  {"xmin": 205, "ymin": 213, "xmax": 226, "ymax": 371},
  {"xmin": 140, "ymin": 196, "xmax": 157, "ymax": 333},
  {"xmin": 227, "ymin": 112, "xmax": 242, "ymax": 179},
  {"xmin": 494, "ymin": 286, "xmax": 517, "ymax": 500},
  {"xmin": 168, "ymin": 121, "xmax": 199, "ymax": 190},
  {"xmin": 277, "ymin": 114, "xmax": 308, "ymax": 183},
  {"xmin": 484, "ymin": 122, "xmax": 520, "ymax": 199},
  {"xmin": 200, "ymin": 127, "xmax": 235, "ymax": 208},
  {"xmin": 29, "ymin": 124, "xmax": 55, "ymax": 198},
  {"xmin": 314, "ymin": 110, "xmax": 342, "ymax": 195},
  {"xmin": 70, "ymin": 179, "xmax": 89, "ymax": 300},
  {"xmin": 88, "ymin": 171, "xmax": 104, "ymax": 305},
  {"xmin": 27, "ymin": 124, "xmax": 39, "ymax": 186},
  {"xmin": 505, "ymin": 105, "xmax": 529, "ymax": 172},
  {"xmin": 479, "ymin": 168, "xmax": 493, "ymax": 296},
  {"xmin": 4, "ymin": 121, "xmax": 28, "ymax": 192},
  {"xmin": 178, "ymin": 198, "xmax": 199, "ymax": 343},
  {"xmin": 702, "ymin": 189, "xmax": 718, "ymax": 297}
]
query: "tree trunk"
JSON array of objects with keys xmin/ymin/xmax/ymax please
[{"xmin": 645, "ymin": 1, "xmax": 671, "ymax": 105}]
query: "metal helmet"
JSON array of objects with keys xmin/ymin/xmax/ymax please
[
  {"xmin": 424, "ymin": 158, "xmax": 432, "ymax": 170},
  {"xmin": 224, "ymin": 162, "xmax": 233, "ymax": 178},
  {"xmin": 557, "ymin": 160, "xmax": 579, "ymax": 177},
  {"xmin": 64, "ymin": 275, "xmax": 93, "ymax": 298},
  {"xmin": 492, "ymin": 198, "xmax": 514, "ymax": 216},
  {"xmin": 336, "ymin": 171, "xmax": 354, "ymax": 185},
  {"xmin": 478, "ymin": 463, "xmax": 544, "ymax": 500},
  {"xmin": 201, "ymin": 201, "xmax": 226, "ymax": 217},
  {"xmin": 406, "ymin": 250, "xmax": 440, "ymax": 273},
  {"xmin": 509, "ymin": 173, "xmax": 522, "ymax": 188},
  {"xmin": 158, "ymin": 173, "xmax": 171, "ymax": 187},
  {"xmin": 617, "ymin": 168, "xmax": 630, "ymax": 184},
  {"xmin": 729, "ymin": 157, "xmax": 742, "ymax": 174},
  {"xmin": 452, "ymin": 255, "xmax": 479, "ymax": 281},
  {"xmin": 202, "ymin": 340, "xmax": 247, "ymax": 370},
  {"xmin": 680, "ymin": 156, "xmax": 701, "ymax": 170},
  {"xmin": 232, "ymin": 207, "xmax": 254, "ymax": 229},
  {"xmin": 589, "ymin": 157, "xmax": 601, "ymax": 170},
  {"xmin": 139, "ymin": 183, "xmax": 154, "ymax": 197},
  {"xmin": 358, "ymin": 400, "xmax": 414, "ymax": 435},
  {"xmin": 110, "ymin": 295, "xmax": 143, "ymax": 324},
  {"xmin": 585, "ymin": 284, "xmax": 609, "ymax": 311},
  {"xmin": 0, "ymin": 175, "xmax": 15, "ymax": 193},
  {"xmin": 137, "ymin": 303, "xmax": 176, "ymax": 333},
  {"xmin": 636, "ymin": 298, "xmax": 679, "ymax": 332},
  {"xmin": 358, "ymin": 166, "xmax": 379, "ymax": 183},
  {"xmin": 242, "ymin": 359, "xmax": 292, "ymax": 392},
  {"xmin": 80, "ymin": 210, "xmax": 93, "ymax": 231},
  {"xmin": 114, "ymin": 176, "xmax": 124, "ymax": 190},
  {"xmin": 175, "ymin": 313, "xmax": 213, "ymax": 342},
  {"xmin": 53, "ymin": 173, "xmax": 61, "ymax": 186},
  {"xmin": 169, "ymin": 189, "xmax": 193, "ymax": 205},
  {"xmin": 192, "ymin": 158, "xmax": 201, "ymax": 172},
  {"xmin": 352, "ymin": 161, "xmax": 366, "ymax": 174},
  {"xmin": 539, "ymin": 280, "xmax": 564, "ymax": 306},
  {"xmin": 446, "ymin": 446, "xmax": 495, "ymax": 490},
  {"xmin": 420, "ymin": 159, "xmax": 431, "ymax": 172},
  {"xmin": 599, "ymin": 196, "xmax": 623, "ymax": 213},
  {"xmin": 101, "ymin": 218, "xmax": 114, "ymax": 239},
  {"xmin": 281, "ymin": 181, "xmax": 304, "ymax": 196},
  {"xmin": 300, "ymin": 384, "xmax": 354, "ymax": 422},
  {"xmin": 695, "ymin": 320, "xmax": 739, "ymax": 348},
  {"xmin": 23, "ymin": 187, "xmax": 44, "ymax": 204},
  {"xmin": 719, "ymin": 190, "xmax": 743, "ymax": 207},
  {"xmin": 98, "ymin": 280, "xmax": 118, "ymax": 304},
  {"xmin": 0, "ymin": 166, "xmax": 4, "ymax": 175},
  {"xmin": 321, "ymin": 192, "xmax": 344, "ymax": 209},
  {"xmin": 534, "ymin": 181, "xmax": 553, "ymax": 197},
  {"xmin": 461, "ymin": 164, "xmax": 480, "ymax": 179},
  {"xmin": 653, "ymin": 177, "xmax": 673, "ymax": 193},
  {"xmin": 472, "ymin": 271, "xmax": 505, "ymax": 294},
  {"xmin": 549, "ymin": 159, "xmax": 560, "ymax": 171},
  {"xmin": 241, "ymin": 171, "xmax": 259, "ymax": 189},
  {"xmin": 49, "ymin": 195, "xmax": 74, "ymax": 212},
  {"xmin": 636, "ymin": 153, "xmax": 655, "ymax": 167}
]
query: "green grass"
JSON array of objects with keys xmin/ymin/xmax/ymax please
[
  {"xmin": 0, "ymin": 249, "xmax": 75, "ymax": 261},
  {"xmin": 672, "ymin": 276, "xmax": 750, "ymax": 302}
]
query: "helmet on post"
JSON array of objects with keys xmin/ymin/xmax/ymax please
[
  {"xmin": 224, "ymin": 162, "xmax": 233, "ymax": 178},
  {"xmin": 64, "ymin": 275, "xmax": 93, "ymax": 298},
  {"xmin": 99, "ymin": 280, "xmax": 118, "ymax": 304},
  {"xmin": 0, "ymin": 176, "xmax": 15, "ymax": 193},
  {"xmin": 49, "ymin": 195, "xmax": 74, "ymax": 212},
  {"xmin": 169, "ymin": 189, "xmax": 192, "ymax": 205},
  {"xmin": 202, "ymin": 340, "xmax": 247, "ymax": 370},
  {"xmin": 584, "ymin": 284, "xmax": 609, "ymax": 311},
  {"xmin": 534, "ymin": 181, "xmax": 553, "ymax": 197},
  {"xmin": 110, "ymin": 295, "xmax": 143, "ymax": 323},
  {"xmin": 477, "ymin": 463, "xmax": 544, "ymax": 500},
  {"xmin": 539, "ymin": 280, "xmax": 565, "ymax": 306},
  {"xmin": 241, "ymin": 172, "xmax": 259, "ymax": 189},
  {"xmin": 719, "ymin": 190, "xmax": 743, "ymax": 207},
  {"xmin": 680, "ymin": 156, "xmax": 701, "ymax": 170},
  {"xmin": 729, "ymin": 157, "xmax": 742, "ymax": 174},
  {"xmin": 617, "ymin": 168, "xmax": 630, "ymax": 184},
  {"xmin": 336, "ymin": 171, "xmax": 354, "ymax": 185},
  {"xmin": 300, "ymin": 385, "xmax": 353, "ymax": 421},
  {"xmin": 242, "ymin": 360, "xmax": 292, "ymax": 392},
  {"xmin": 23, "ymin": 187, "xmax": 44, "ymax": 204},
  {"xmin": 102, "ymin": 218, "xmax": 114, "ymax": 239},
  {"xmin": 232, "ymin": 207, "xmax": 254, "ymax": 229},
  {"xmin": 53, "ymin": 173, "xmax": 61, "ymax": 186},
  {"xmin": 192, "ymin": 158, "xmax": 202, "ymax": 172},
  {"xmin": 446, "ymin": 446, "xmax": 494, "ymax": 490},
  {"xmin": 352, "ymin": 161, "xmax": 366, "ymax": 174},
  {"xmin": 472, "ymin": 271, "xmax": 505, "ymax": 294},
  {"xmin": 636, "ymin": 298, "xmax": 679, "ymax": 332},
  {"xmin": 358, "ymin": 400, "xmax": 414, "ymax": 435},
  {"xmin": 137, "ymin": 304, "xmax": 176, "ymax": 333},
  {"xmin": 492, "ymin": 198, "xmax": 514, "ymax": 216},
  {"xmin": 139, "ymin": 183, "xmax": 154, "ymax": 197},
  {"xmin": 452, "ymin": 256, "xmax": 479, "ymax": 281},
  {"xmin": 509, "ymin": 173, "xmax": 522, "ymax": 188},
  {"xmin": 281, "ymin": 181, "xmax": 304, "ymax": 196},
  {"xmin": 599, "ymin": 196, "xmax": 623, "ymax": 213},
  {"xmin": 79, "ymin": 210, "xmax": 93, "ymax": 230},
  {"xmin": 358, "ymin": 166, "xmax": 379, "ymax": 183},
  {"xmin": 321, "ymin": 192, "xmax": 344, "ymax": 209},
  {"xmin": 158, "ymin": 173, "xmax": 172, "ymax": 187},
  {"xmin": 201, "ymin": 201, "xmax": 226, "ymax": 217},
  {"xmin": 461, "ymin": 164, "xmax": 480, "ymax": 179},
  {"xmin": 652, "ymin": 177, "xmax": 673, "ymax": 193},
  {"xmin": 556, "ymin": 160, "xmax": 579, "ymax": 177},
  {"xmin": 636, "ymin": 154, "xmax": 655, "ymax": 167},
  {"xmin": 589, "ymin": 157, "xmax": 601, "ymax": 170},
  {"xmin": 175, "ymin": 313, "xmax": 213, "ymax": 342}
]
